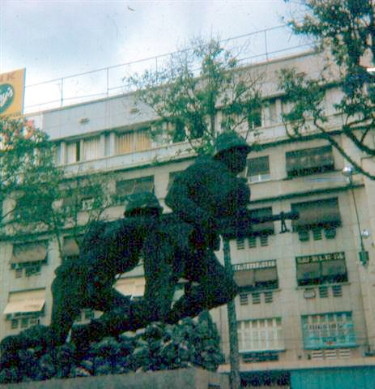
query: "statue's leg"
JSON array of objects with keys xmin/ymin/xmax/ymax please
[
  {"xmin": 166, "ymin": 249, "xmax": 238, "ymax": 324},
  {"xmin": 70, "ymin": 287, "xmax": 133, "ymax": 346},
  {"xmin": 49, "ymin": 276, "xmax": 81, "ymax": 346},
  {"xmin": 71, "ymin": 232, "xmax": 179, "ymax": 345},
  {"xmin": 133, "ymin": 231, "xmax": 179, "ymax": 324}
]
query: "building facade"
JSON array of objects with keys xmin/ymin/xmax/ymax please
[{"xmin": 1, "ymin": 50, "xmax": 375, "ymax": 387}]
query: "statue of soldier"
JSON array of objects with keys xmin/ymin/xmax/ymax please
[
  {"xmin": 0, "ymin": 192, "xmax": 164, "ymax": 356},
  {"xmin": 162, "ymin": 131, "xmax": 252, "ymax": 323},
  {"xmin": 69, "ymin": 131, "xmax": 252, "ymax": 344},
  {"xmin": 49, "ymin": 192, "xmax": 164, "ymax": 346}
]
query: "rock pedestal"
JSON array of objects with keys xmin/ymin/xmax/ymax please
[{"xmin": 2, "ymin": 368, "xmax": 229, "ymax": 389}]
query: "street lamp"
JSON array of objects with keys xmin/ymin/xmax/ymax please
[{"xmin": 342, "ymin": 166, "xmax": 369, "ymax": 266}]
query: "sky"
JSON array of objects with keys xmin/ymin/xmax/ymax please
[{"xmin": 0, "ymin": 0, "xmax": 303, "ymax": 112}]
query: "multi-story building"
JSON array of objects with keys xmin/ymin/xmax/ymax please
[{"xmin": 1, "ymin": 50, "xmax": 375, "ymax": 388}]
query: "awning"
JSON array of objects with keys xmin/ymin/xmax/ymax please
[
  {"xmin": 115, "ymin": 277, "xmax": 145, "ymax": 297},
  {"xmin": 292, "ymin": 198, "xmax": 341, "ymax": 231},
  {"xmin": 3, "ymin": 289, "xmax": 45, "ymax": 315},
  {"xmin": 286, "ymin": 145, "xmax": 334, "ymax": 174},
  {"xmin": 10, "ymin": 242, "xmax": 47, "ymax": 264},
  {"xmin": 234, "ymin": 269, "xmax": 255, "ymax": 288},
  {"xmin": 250, "ymin": 207, "xmax": 275, "ymax": 236},
  {"xmin": 62, "ymin": 237, "xmax": 80, "ymax": 257}
]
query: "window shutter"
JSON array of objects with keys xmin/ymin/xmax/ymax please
[
  {"xmin": 10, "ymin": 242, "xmax": 47, "ymax": 264},
  {"xmin": 234, "ymin": 269, "xmax": 255, "ymax": 288},
  {"xmin": 250, "ymin": 207, "xmax": 274, "ymax": 236},
  {"xmin": 292, "ymin": 198, "xmax": 341, "ymax": 231},
  {"xmin": 286, "ymin": 146, "xmax": 334, "ymax": 177}
]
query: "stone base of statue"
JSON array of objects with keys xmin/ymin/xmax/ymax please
[
  {"xmin": 1, "ymin": 368, "xmax": 229, "ymax": 389},
  {"xmin": 0, "ymin": 314, "xmax": 226, "ymax": 386}
]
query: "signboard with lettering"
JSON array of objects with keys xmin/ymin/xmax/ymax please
[
  {"xmin": 296, "ymin": 252, "xmax": 345, "ymax": 265},
  {"xmin": 0, "ymin": 69, "xmax": 26, "ymax": 117}
]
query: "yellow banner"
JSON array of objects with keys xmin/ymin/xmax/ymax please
[{"xmin": 0, "ymin": 69, "xmax": 26, "ymax": 117}]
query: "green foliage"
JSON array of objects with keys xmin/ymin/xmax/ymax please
[
  {"xmin": 0, "ymin": 312, "xmax": 224, "ymax": 384},
  {"xmin": 0, "ymin": 118, "xmax": 63, "ymax": 228},
  {"xmin": 281, "ymin": 0, "xmax": 375, "ymax": 179},
  {"xmin": 0, "ymin": 117, "xmax": 115, "ymax": 258},
  {"xmin": 127, "ymin": 38, "xmax": 263, "ymax": 155}
]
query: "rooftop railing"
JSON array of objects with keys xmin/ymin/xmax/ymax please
[{"xmin": 24, "ymin": 25, "xmax": 313, "ymax": 114}]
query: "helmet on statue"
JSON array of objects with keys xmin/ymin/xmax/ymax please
[{"xmin": 214, "ymin": 131, "xmax": 251, "ymax": 157}]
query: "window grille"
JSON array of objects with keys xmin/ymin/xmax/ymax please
[
  {"xmin": 312, "ymin": 228, "xmax": 323, "ymax": 241},
  {"xmin": 319, "ymin": 286, "xmax": 329, "ymax": 298},
  {"xmin": 239, "ymin": 293, "xmax": 249, "ymax": 305},
  {"xmin": 252, "ymin": 293, "xmax": 261, "ymax": 304},
  {"xmin": 260, "ymin": 235, "xmax": 269, "ymax": 247},
  {"xmin": 301, "ymin": 312, "xmax": 356, "ymax": 349},
  {"xmin": 237, "ymin": 318, "xmax": 284, "ymax": 352},
  {"xmin": 248, "ymin": 236, "xmax": 257, "ymax": 248},
  {"xmin": 332, "ymin": 285, "xmax": 343, "ymax": 297},
  {"xmin": 264, "ymin": 291, "xmax": 273, "ymax": 303},
  {"xmin": 236, "ymin": 238, "xmax": 245, "ymax": 250}
]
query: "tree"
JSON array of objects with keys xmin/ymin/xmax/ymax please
[
  {"xmin": 126, "ymin": 38, "xmax": 263, "ymax": 155},
  {"xmin": 0, "ymin": 117, "xmax": 62, "ymax": 228},
  {"xmin": 0, "ymin": 117, "xmax": 114, "ymax": 257},
  {"xmin": 281, "ymin": 0, "xmax": 375, "ymax": 179}
]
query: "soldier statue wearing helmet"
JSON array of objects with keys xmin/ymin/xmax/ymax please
[
  {"xmin": 0, "ymin": 132, "xmax": 252, "ymax": 354},
  {"xmin": 73, "ymin": 131, "xmax": 252, "ymax": 338},
  {"xmin": 47, "ymin": 192, "xmax": 163, "ymax": 347}
]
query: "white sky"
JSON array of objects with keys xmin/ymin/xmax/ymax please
[{"xmin": 0, "ymin": 0, "xmax": 302, "ymax": 111}]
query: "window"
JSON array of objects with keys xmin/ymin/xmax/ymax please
[
  {"xmin": 115, "ymin": 129, "xmax": 151, "ymax": 154},
  {"xmin": 247, "ymin": 156, "xmax": 270, "ymax": 183},
  {"xmin": 291, "ymin": 198, "xmax": 341, "ymax": 239},
  {"xmin": 248, "ymin": 108, "xmax": 262, "ymax": 129},
  {"xmin": 66, "ymin": 140, "xmax": 80, "ymax": 164},
  {"xmin": 82, "ymin": 136, "xmax": 101, "ymax": 161},
  {"xmin": 249, "ymin": 207, "xmax": 275, "ymax": 237},
  {"xmin": 115, "ymin": 176, "xmax": 154, "ymax": 202},
  {"xmin": 301, "ymin": 312, "xmax": 356, "ymax": 349},
  {"xmin": 237, "ymin": 318, "xmax": 284, "ymax": 352},
  {"xmin": 286, "ymin": 145, "xmax": 334, "ymax": 178},
  {"xmin": 233, "ymin": 260, "xmax": 278, "ymax": 292},
  {"xmin": 10, "ymin": 242, "xmax": 48, "ymax": 277},
  {"xmin": 296, "ymin": 252, "xmax": 348, "ymax": 286}
]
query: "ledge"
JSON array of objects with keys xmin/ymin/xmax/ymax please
[{"xmin": 1, "ymin": 368, "xmax": 229, "ymax": 389}]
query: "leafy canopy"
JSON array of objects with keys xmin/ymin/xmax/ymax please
[
  {"xmin": 281, "ymin": 0, "xmax": 375, "ymax": 179},
  {"xmin": 127, "ymin": 38, "xmax": 263, "ymax": 155}
]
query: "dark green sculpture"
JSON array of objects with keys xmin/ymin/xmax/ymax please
[
  {"xmin": 66, "ymin": 131, "xmax": 253, "ymax": 345},
  {"xmin": 1, "ymin": 131, "xmax": 252, "ymax": 354}
]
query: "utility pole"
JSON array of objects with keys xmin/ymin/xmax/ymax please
[{"xmin": 223, "ymin": 238, "xmax": 241, "ymax": 389}]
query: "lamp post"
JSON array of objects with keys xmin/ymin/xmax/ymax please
[{"xmin": 342, "ymin": 166, "xmax": 369, "ymax": 265}]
